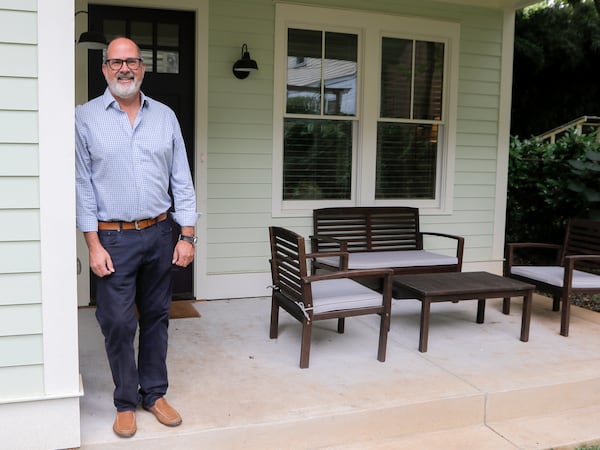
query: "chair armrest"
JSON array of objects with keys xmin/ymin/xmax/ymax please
[
  {"xmin": 504, "ymin": 242, "xmax": 564, "ymax": 273},
  {"xmin": 506, "ymin": 242, "xmax": 563, "ymax": 250},
  {"xmin": 303, "ymin": 267, "xmax": 393, "ymax": 284},
  {"xmin": 564, "ymin": 254, "xmax": 600, "ymax": 269}
]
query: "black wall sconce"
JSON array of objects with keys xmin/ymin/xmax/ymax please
[
  {"xmin": 75, "ymin": 11, "xmax": 107, "ymax": 50},
  {"xmin": 232, "ymin": 44, "xmax": 258, "ymax": 79}
]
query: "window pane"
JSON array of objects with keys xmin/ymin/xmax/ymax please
[
  {"xmin": 287, "ymin": 29, "xmax": 322, "ymax": 114},
  {"xmin": 380, "ymin": 37, "xmax": 412, "ymax": 119},
  {"xmin": 413, "ymin": 41, "xmax": 444, "ymax": 120},
  {"xmin": 283, "ymin": 118, "xmax": 352, "ymax": 200},
  {"xmin": 324, "ymin": 32, "xmax": 357, "ymax": 116},
  {"xmin": 376, "ymin": 123, "xmax": 438, "ymax": 199}
]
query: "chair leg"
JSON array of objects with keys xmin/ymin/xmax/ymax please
[
  {"xmin": 560, "ymin": 296, "xmax": 570, "ymax": 337},
  {"xmin": 299, "ymin": 320, "xmax": 312, "ymax": 369},
  {"xmin": 269, "ymin": 296, "xmax": 279, "ymax": 339},
  {"xmin": 552, "ymin": 295, "xmax": 560, "ymax": 311},
  {"xmin": 337, "ymin": 317, "xmax": 345, "ymax": 334},
  {"xmin": 502, "ymin": 297, "xmax": 511, "ymax": 315}
]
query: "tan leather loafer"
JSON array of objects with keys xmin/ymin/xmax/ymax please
[
  {"xmin": 113, "ymin": 410, "xmax": 136, "ymax": 438},
  {"xmin": 144, "ymin": 397, "xmax": 182, "ymax": 427}
]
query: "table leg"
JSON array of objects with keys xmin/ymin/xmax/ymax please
[
  {"xmin": 419, "ymin": 299, "xmax": 430, "ymax": 352},
  {"xmin": 476, "ymin": 298, "xmax": 486, "ymax": 323},
  {"xmin": 520, "ymin": 291, "xmax": 532, "ymax": 342},
  {"xmin": 502, "ymin": 297, "xmax": 511, "ymax": 315}
]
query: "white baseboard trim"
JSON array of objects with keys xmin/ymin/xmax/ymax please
[
  {"xmin": 200, "ymin": 272, "xmax": 272, "ymax": 299},
  {"xmin": 0, "ymin": 396, "xmax": 81, "ymax": 449}
]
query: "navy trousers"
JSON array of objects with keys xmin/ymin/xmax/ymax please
[{"xmin": 95, "ymin": 218, "xmax": 174, "ymax": 411}]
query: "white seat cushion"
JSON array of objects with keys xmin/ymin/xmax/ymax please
[
  {"xmin": 317, "ymin": 250, "xmax": 457, "ymax": 270},
  {"xmin": 511, "ymin": 266, "xmax": 600, "ymax": 288},
  {"xmin": 311, "ymin": 278, "xmax": 383, "ymax": 314}
]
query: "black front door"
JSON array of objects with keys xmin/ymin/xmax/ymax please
[{"xmin": 87, "ymin": 5, "xmax": 196, "ymax": 300}]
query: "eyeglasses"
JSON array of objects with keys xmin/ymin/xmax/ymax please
[{"xmin": 104, "ymin": 58, "xmax": 144, "ymax": 71}]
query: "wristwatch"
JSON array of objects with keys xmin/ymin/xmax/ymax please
[{"xmin": 178, "ymin": 234, "xmax": 197, "ymax": 245}]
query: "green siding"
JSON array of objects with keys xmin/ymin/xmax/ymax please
[
  {"xmin": 0, "ymin": 365, "xmax": 44, "ymax": 399},
  {"xmin": 0, "ymin": 3, "xmax": 42, "ymax": 400},
  {"xmin": 205, "ymin": 0, "xmax": 507, "ymax": 273},
  {"xmin": 0, "ymin": 273, "xmax": 41, "ymax": 306},
  {"xmin": 0, "ymin": 144, "xmax": 39, "ymax": 176}
]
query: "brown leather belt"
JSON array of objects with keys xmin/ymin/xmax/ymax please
[{"xmin": 98, "ymin": 212, "xmax": 168, "ymax": 231}]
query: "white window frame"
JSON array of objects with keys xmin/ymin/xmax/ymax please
[{"xmin": 272, "ymin": 4, "xmax": 460, "ymax": 217}]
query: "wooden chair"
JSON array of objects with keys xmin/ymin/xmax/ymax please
[
  {"xmin": 269, "ymin": 226, "xmax": 393, "ymax": 368},
  {"xmin": 503, "ymin": 218, "xmax": 600, "ymax": 336}
]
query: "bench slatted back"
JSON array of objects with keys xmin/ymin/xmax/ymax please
[
  {"xmin": 313, "ymin": 207, "xmax": 423, "ymax": 252},
  {"xmin": 562, "ymin": 219, "xmax": 600, "ymax": 271}
]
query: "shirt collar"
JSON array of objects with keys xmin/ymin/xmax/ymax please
[{"xmin": 102, "ymin": 88, "xmax": 149, "ymax": 110}]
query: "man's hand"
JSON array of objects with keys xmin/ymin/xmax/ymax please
[
  {"xmin": 172, "ymin": 240, "xmax": 195, "ymax": 267},
  {"xmin": 84, "ymin": 231, "xmax": 115, "ymax": 277}
]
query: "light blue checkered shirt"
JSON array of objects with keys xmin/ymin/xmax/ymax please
[{"xmin": 75, "ymin": 89, "xmax": 200, "ymax": 232}]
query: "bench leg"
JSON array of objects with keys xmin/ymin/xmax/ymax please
[
  {"xmin": 502, "ymin": 297, "xmax": 511, "ymax": 315},
  {"xmin": 476, "ymin": 298, "xmax": 485, "ymax": 323}
]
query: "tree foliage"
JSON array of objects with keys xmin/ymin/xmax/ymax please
[{"xmin": 511, "ymin": 1, "xmax": 600, "ymax": 138}]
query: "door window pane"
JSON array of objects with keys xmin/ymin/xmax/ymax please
[
  {"xmin": 376, "ymin": 123, "xmax": 438, "ymax": 199},
  {"xmin": 158, "ymin": 23, "xmax": 179, "ymax": 47},
  {"xmin": 131, "ymin": 21, "xmax": 153, "ymax": 46},
  {"xmin": 103, "ymin": 19, "xmax": 126, "ymax": 42},
  {"xmin": 156, "ymin": 50, "xmax": 179, "ymax": 73},
  {"xmin": 140, "ymin": 49, "xmax": 154, "ymax": 72},
  {"xmin": 283, "ymin": 118, "xmax": 352, "ymax": 200}
]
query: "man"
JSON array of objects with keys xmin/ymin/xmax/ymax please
[{"xmin": 75, "ymin": 37, "xmax": 199, "ymax": 438}]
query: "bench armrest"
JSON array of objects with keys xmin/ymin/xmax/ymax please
[
  {"xmin": 305, "ymin": 250, "xmax": 349, "ymax": 270},
  {"xmin": 421, "ymin": 232, "xmax": 465, "ymax": 269},
  {"xmin": 310, "ymin": 234, "xmax": 348, "ymax": 252}
]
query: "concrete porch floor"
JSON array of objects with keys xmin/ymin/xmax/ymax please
[{"xmin": 78, "ymin": 294, "xmax": 600, "ymax": 449}]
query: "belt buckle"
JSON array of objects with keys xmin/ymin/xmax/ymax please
[{"xmin": 134, "ymin": 220, "xmax": 141, "ymax": 230}]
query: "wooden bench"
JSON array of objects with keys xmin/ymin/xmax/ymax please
[
  {"xmin": 311, "ymin": 207, "xmax": 464, "ymax": 277},
  {"xmin": 503, "ymin": 218, "xmax": 600, "ymax": 336}
]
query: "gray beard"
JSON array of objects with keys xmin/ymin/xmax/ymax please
[{"xmin": 109, "ymin": 78, "xmax": 141, "ymax": 99}]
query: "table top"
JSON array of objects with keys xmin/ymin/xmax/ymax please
[{"xmin": 392, "ymin": 271, "xmax": 535, "ymax": 299}]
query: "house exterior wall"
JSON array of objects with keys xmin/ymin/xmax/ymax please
[
  {"xmin": 204, "ymin": 0, "xmax": 513, "ymax": 298},
  {"xmin": 0, "ymin": 1, "xmax": 81, "ymax": 448}
]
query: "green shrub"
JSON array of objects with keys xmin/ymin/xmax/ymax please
[{"xmin": 507, "ymin": 131, "xmax": 599, "ymax": 244}]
